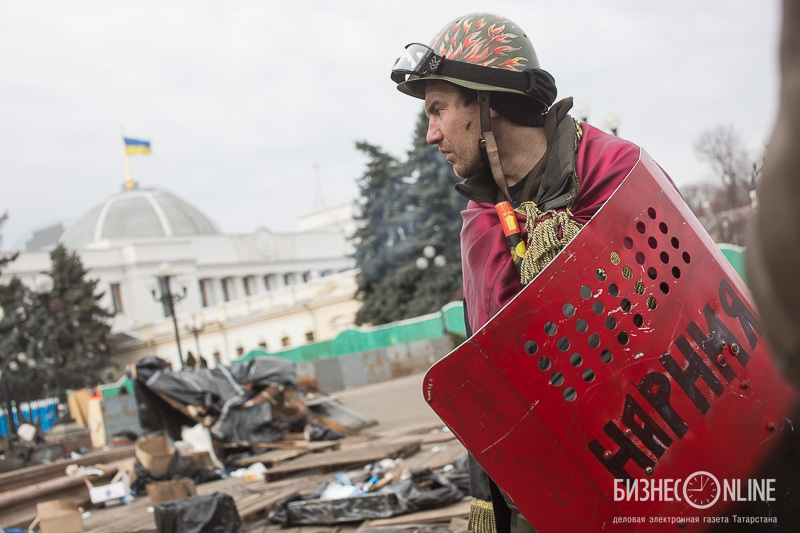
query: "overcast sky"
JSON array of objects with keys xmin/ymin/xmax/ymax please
[{"xmin": 0, "ymin": 0, "xmax": 781, "ymax": 251}]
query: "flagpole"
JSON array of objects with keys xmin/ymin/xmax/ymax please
[{"xmin": 120, "ymin": 125, "xmax": 135, "ymax": 190}]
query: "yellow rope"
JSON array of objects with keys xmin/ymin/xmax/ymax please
[
  {"xmin": 517, "ymin": 201, "xmax": 583, "ymax": 285},
  {"xmin": 467, "ymin": 497, "xmax": 497, "ymax": 533}
]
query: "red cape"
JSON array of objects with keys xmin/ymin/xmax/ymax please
[{"xmin": 461, "ymin": 123, "xmax": 642, "ymax": 332}]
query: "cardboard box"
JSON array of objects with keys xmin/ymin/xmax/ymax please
[
  {"xmin": 88, "ymin": 471, "xmax": 131, "ymax": 506},
  {"xmin": 182, "ymin": 450, "xmax": 215, "ymax": 469},
  {"xmin": 35, "ymin": 500, "xmax": 84, "ymax": 533},
  {"xmin": 146, "ymin": 478, "xmax": 197, "ymax": 505},
  {"xmin": 67, "ymin": 388, "xmax": 91, "ymax": 427},
  {"xmin": 135, "ymin": 434, "xmax": 175, "ymax": 476},
  {"xmin": 88, "ymin": 395, "xmax": 141, "ymax": 448}
]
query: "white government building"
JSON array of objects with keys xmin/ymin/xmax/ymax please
[{"xmin": 2, "ymin": 183, "xmax": 359, "ymax": 374}]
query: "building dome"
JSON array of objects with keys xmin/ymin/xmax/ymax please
[{"xmin": 60, "ymin": 187, "xmax": 222, "ymax": 248}]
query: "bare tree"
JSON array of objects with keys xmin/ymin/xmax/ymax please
[{"xmin": 694, "ymin": 124, "xmax": 756, "ymax": 208}]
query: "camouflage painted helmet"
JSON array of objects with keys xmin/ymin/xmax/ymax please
[{"xmin": 392, "ymin": 13, "xmax": 556, "ymax": 111}]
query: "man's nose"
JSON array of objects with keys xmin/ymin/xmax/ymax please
[{"xmin": 426, "ymin": 119, "xmax": 443, "ymax": 145}]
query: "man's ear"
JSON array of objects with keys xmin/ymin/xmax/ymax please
[{"xmin": 489, "ymin": 107, "xmax": 501, "ymax": 119}]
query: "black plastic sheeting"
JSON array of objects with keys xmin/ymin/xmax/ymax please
[
  {"xmin": 269, "ymin": 463, "xmax": 470, "ymax": 526},
  {"xmin": 154, "ymin": 492, "xmax": 243, "ymax": 533},
  {"xmin": 132, "ymin": 356, "xmax": 298, "ymax": 443}
]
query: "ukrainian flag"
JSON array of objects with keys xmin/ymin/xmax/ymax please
[{"xmin": 124, "ymin": 137, "xmax": 151, "ymax": 155}]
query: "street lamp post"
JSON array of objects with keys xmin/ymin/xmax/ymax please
[
  {"xmin": 31, "ymin": 273, "xmax": 73, "ymax": 424},
  {"xmin": 151, "ymin": 262, "xmax": 187, "ymax": 370},
  {"xmin": 186, "ymin": 314, "xmax": 206, "ymax": 360},
  {"xmin": 605, "ymin": 113, "xmax": 621, "ymax": 137}
]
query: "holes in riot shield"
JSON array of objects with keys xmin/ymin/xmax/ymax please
[
  {"xmin": 647, "ymin": 207, "xmax": 657, "ymax": 219},
  {"xmin": 596, "ymin": 268, "xmax": 607, "ymax": 281},
  {"xmin": 636, "ymin": 221, "xmax": 646, "ymax": 234},
  {"xmin": 659, "ymin": 222, "xmax": 668, "ymax": 234},
  {"xmin": 609, "ymin": 283, "xmax": 619, "ymax": 297},
  {"xmin": 580, "ymin": 285, "xmax": 592, "ymax": 299},
  {"xmin": 647, "ymin": 297, "xmax": 658, "ymax": 310},
  {"xmin": 557, "ymin": 337, "xmax": 570, "ymax": 352},
  {"xmin": 601, "ymin": 350, "xmax": 613, "ymax": 363},
  {"xmin": 550, "ymin": 372, "xmax": 564, "ymax": 386},
  {"xmin": 633, "ymin": 314, "xmax": 644, "ymax": 327},
  {"xmin": 672, "ymin": 266, "xmax": 682, "ymax": 279},
  {"xmin": 635, "ymin": 252, "xmax": 645, "ymax": 265},
  {"xmin": 623, "ymin": 237, "xmax": 634, "ymax": 250},
  {"xmin": 605, "ymin": 316, "xmax": 617, "ymax": 330},
  {"xmin": 582, "ymin": 369, "xmax": 596, "ymax": 382},
  {"xmin": 544, "ymin": 321, "xmax": 557, "ymax": 336},
  {"xmin": 592, "ymin": 301, "xmax": 604, "ymax": 315},
  {"xmin": 660, "ymin": 282, "xmax": 670, "ymax": 295},
  {"xmin": 570, "ymin": 353, "xmax": 583, "ymax": 367},
  {"xmin": 647, "ymin": 267, "xmax": 658, "ymax": 280},
  {"xmin": 634, "ymin": 281, "xmax": 645, "ymax": 295},
  {"xmin": 610, "ymin": 251, "xmax": 621, "ymax": 264},
  {"xmin": 660, "ymin": 251, "xmax": 670, "ymax": 264},
  {"xmin": 682, "ymin": 251, "xmax": 691, "ymax": 264},
  {"xmin": 525, "ymin": 341, "xmax": 539, "ymax": 355},
  {"xmin": 537, "ymin": 356, "xmax": 551, "ymax": 371},
  {"xmin": 576, "ymin": 319, "xmax": 588, "ymax": 333},
  {"xmin": 563, "ymin": 303, "xmax": 576, "ymax": 317},
  {"xmin": 648, "ymin": 237, "xmax": 658, "ymax": 249},
  {"xmin": 671, "ymin": 237, "xmax": 680, "ymax": 249},
  {"xmin": 622, "ymin": 267, "xmax": 633, "ymax": 280},
  {"xmin": 620, "ymin": 298, "xmax": 632, "ymax": 312},
  {"xmin": 588, "ymin": 334, "xmax": 600, "ymax": 348},
  {"xmin": 618, "ymin": 332, "xmax": 630, "ymax": 345},
  {"xmin": 564, "ymin": 387, "xmax": 577, "ymax": 402}
]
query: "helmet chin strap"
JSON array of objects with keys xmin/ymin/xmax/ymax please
[
  {"xmin": 478, "ymin": 91, "xmax": 513, "ymax": 204},
  {"xmin": 478, "ymin": 90, "xmax": 528, "ymax": 277}
]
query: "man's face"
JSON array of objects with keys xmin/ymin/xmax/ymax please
[{"xmin": 424, "ymin": 81, "xmax": 484, "ymax": 179}]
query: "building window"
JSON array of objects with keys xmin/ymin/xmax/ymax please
[
  {"xmin": 222, "ymin": 278, "xmax": 233, "ymax": 302},
  {"xmin": 283, "ymin": 273, "xmax": 294, "ymax": 286},
  {"xmin": 264, "ymin": 274, "xmax": 276, "ymax": 291},
  {"xmin": 110, "ymin": 283, "xmax": 124, "ymax": 313},
  {"xmin": 213, "ymin": 350, "xmax": 221, "ymax": 365},
  {"xmin": 281, "ymin": 335, "xmax": 291, "ymax": 347},
  {"xmin": 302, "ymin": 271, "xmax": 312, "ymax": 283},
  {"xmin": 258, "ymin": 340, "xmax": 267, "ymax": 350},
  {"xmin": 236, "ymin": 345, "xmax": 244, "ymax": 356},
  {"xmin": 243, "ymin": 276, "xmax": 254, "ymax": 296},
  {"xmin": 305, "ymin": 331, "xmax": 315, "ymax": 343},
  {"xmin": 199, "ymin": 279, "xmax": 211, "ymax": 307}
]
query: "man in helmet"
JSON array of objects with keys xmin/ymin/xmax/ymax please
[{"xmin": 392, "ymin": 13, "xmax": 646, "ymax": 533}]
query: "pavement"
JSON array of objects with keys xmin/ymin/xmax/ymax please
[{"xmin": 328, "ymin": 371, "xmax": 445, "ymax": 436}]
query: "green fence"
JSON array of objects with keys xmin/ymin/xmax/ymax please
[{"xmin": 240, "ymin": 301, "xmax": 466, "ymax": 364}]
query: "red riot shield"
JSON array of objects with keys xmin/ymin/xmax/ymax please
[{"xmin": 424, "ymin": 151, "xmax": 799, "ymax": 531}]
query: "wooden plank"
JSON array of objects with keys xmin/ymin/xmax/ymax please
[
  {"xmin": 232, "ymin": 447, "xmax": 310, "ymax": 468},
  {"xmin": 0, "ymin": 444, "xmax": 135, "ymax": 493},
  {"xmin": 264, "ymin": 441, "xmax": 421, "ymax": 481},
  {"xmin": 359, "ymin": 499, "xmax": 471, "ymax": 527}
]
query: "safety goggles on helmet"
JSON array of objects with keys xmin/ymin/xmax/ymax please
[
  {"xmin": 391, "ymin": 43, "xmax": 443, "ymax": 84},
  {"xmin": 391, "ymin": 42, "xmax": 557, "ymax": 107}
]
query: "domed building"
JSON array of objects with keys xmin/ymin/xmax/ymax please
[
  {"xmin": 3, "ymin": 183, "xmax": 358, "ymax": 373},
  {"xmin": 60, "ymin": 187, "xmax": 223, "ymax": 248}
]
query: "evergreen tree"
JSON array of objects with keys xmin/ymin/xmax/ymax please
[
  {"xmin": 46, "ymin": 244, "xmax": 115, "ymax": 389},
  {"xmin": 402, "ymin": 109, "xmax": 467, "ymax": 317},
  {"xmin": 352, "ymin": 110, "xmax": 467, "ymax": 325},
  {"xmin": 0, "ymin": 244, "xmax": 114, "ymax": 397},
  {"xmin": 352, "ymin": 141, "xmax": 415, "ymax": 325}
]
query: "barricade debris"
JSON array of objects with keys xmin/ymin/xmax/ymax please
[
  {"xmin": 131, "ymin": 356, "xmax": 361, "ymax": 448},
  {"xmin": 268, "ymin": 454, "xmax": 470, "ymax": 526}
]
